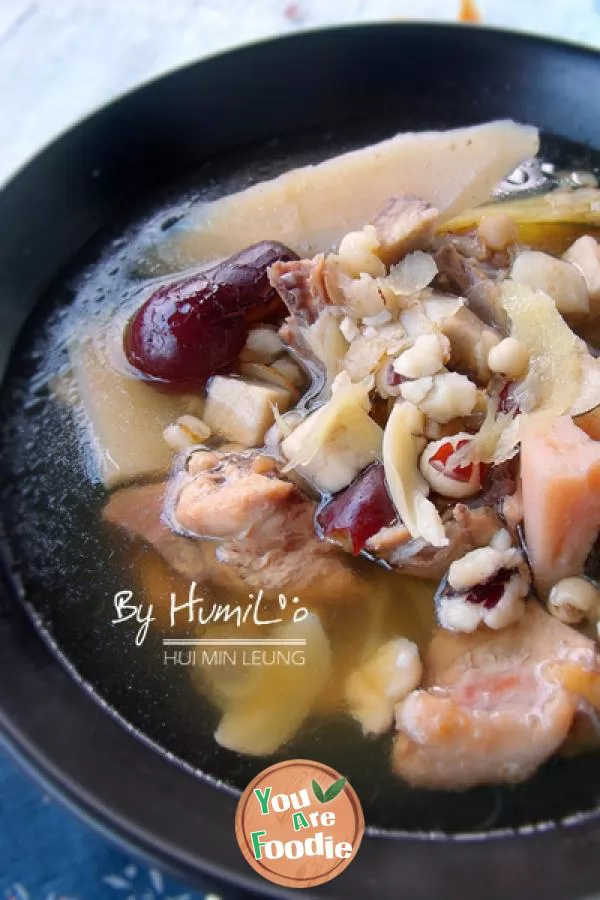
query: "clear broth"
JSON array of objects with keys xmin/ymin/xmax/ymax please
[{"xmin": 2, "ymin": 126, "xmax": 600, "ymax": 835}]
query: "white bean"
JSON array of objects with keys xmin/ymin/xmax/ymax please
[
  {"xmin": 163, "ymin": 423, "xmax": 195, "ymax": 452},
  {"xmin": 437, "ymin": 594, "xmax": 482, "ymax": 633},
  {"xmin": 399, "ymin": 376, "xmax": 433, "ymax": 406},
  {"xmin": 483, "ymin": 574, "xmax": 528, "ymax": 630},
  {"xmin": 338, "ymin": 225, "xmax": 385, "ymax": 278},
  {"xmin": 448, "ymin": 546, "xmax": 504, "ymax": 591},
  {"xmin": 243, "ymin": 326, "xmax": 284, "ymax": 363},
  {"xmin": 488, "ymin": 337, "xmax": 529, "ymax": 379},
  {"xmin": 345, "ymin": 638, "xmax": 422, "ymax": 736},
  {"xmin": 412, "ymin": 371, "xmax": 477, "ymax": 424},
  {"xmin": 548, "ymin": 576, "xmax": 600, "ymax": 624},
  {"xmin": 177, "ymin": 414, "xmax": 212, "ymax": 441},
  {"xmin": 163, "ymin": 414, "xmax": 212, "ymax": 452},
  {"xmin": 477, "ymin": 212, "xmax": 519, "ymax": 251},
  {"xmin": 393, "ymin": 333, "xmax": 449, "ymax": 379}
]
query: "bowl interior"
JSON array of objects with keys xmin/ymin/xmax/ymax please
[{"xmin": 2, "ymin": 24, "xmax": 600, "ymax": 900}]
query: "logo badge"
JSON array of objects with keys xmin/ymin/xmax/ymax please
[{"xmin": 235, "ymin": 758, "xmax": 364, "ymax": 889}]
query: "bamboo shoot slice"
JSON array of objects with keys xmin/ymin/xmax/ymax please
[
  {"xmin": 151, "ymin": 121, "xmax": 538, "ymax": 271},
  {"xmin": 70, "ymin": 338, "xmax": 202, "ymax": 488}
]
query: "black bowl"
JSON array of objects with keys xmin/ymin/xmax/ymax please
[{"xmin": 2, "ymin": 23, "xmax": 600, "ymax": 900}]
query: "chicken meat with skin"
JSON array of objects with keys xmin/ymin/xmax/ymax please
[
  {"xmin": 380, "ymin": 503, "xmax": 505, "ymax": 580},
  {"xmin": 393, "ymin": 602, "xmax": 599, "ymax": 789},
  {"xmin": 105, "ymin": 450, "xmax": 363, "ymax": 604},
  {"xmin": 268, "ymin": 255, "xmax": 329, "ymax": 326}
]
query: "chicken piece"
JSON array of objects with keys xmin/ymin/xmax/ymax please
[
  {"xmin": 173, "ymin": 451, "xmax": 294, "ymax": 537},
  {"xmin": 103, "ymin": 482, "xmax": 244, "ymax": 590},
  {"xmin": 270, "ymin": 197, "xmax": 438, "ymax": 326},
  {"xmin": 170, "ymin": 449, "xmax": 364, "ymax": 602},
  {"xmin": 434, "ymin": 241, "xmax": 508, "ymax": 332},
  {"xmin": 393, "ymin": 602, "xmax": 597, "ymax": 789},
  {"xmin": 104, "ymin": 455, "xmax": 363, "ymax": 604},
  {"xmin": 370, "ymin": 194, "xmax": 439, "ymax": 266},
  {"xmin": 268, "ymin": 255, "xmax": 329, "ymax": 325},
  {"xmin": 440, "ymin": 306, "xmax": 500, "ymax": 384},
  {"xmin": 270, "ymin": 255, "xmax": 350, "ymax": 384},
  {"xmin": 383, "ymin": 503, "xmax": 503, "ymax": 579}
]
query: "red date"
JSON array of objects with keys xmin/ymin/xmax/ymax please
[
  {"xmin": 429, "ymin": 439, "xmax": 474, "ymax": 483},
  {"xmin": 124, "ymin": 241, "xmax": 298, "ymax": 384},
  {"xmin": 465, "ymin": 568, "xmax": 514, "ymax": 609},
  {"xmin": 434, "ymin": 567, "xmax": 513, "ymax": 621},
  {"xmin": 497, "ymin": 380, "xmax": 520, "ymax": 415},
  {"xmin": 316, "ymin": 464, "xmax": 397, "ymax": 555}
]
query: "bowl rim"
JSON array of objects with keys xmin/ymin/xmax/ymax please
[{"xmin": 3, "ymin": 20, "xmax": 600, "ymax": 900}]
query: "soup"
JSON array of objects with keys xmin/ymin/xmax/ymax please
[{"xmin": 2, "ymin": 120, "xmax": 600, "ymax": 833}]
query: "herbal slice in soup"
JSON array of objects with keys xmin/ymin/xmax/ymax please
[
  {"xmin": 213, "ymin": 613, "xmax": 332, "ymax": 756},
  {"xmin": 151, "ymin": 120, "xmax": 538, "ymax": 269},
  {"xmin": 70, "ymin": 338, "xmax": 203, "ymax": 488}
]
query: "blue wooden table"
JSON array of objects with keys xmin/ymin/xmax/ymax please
[{"xmin": 0, "ymin": 749, "xmax": 228, "ymax": 900}]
